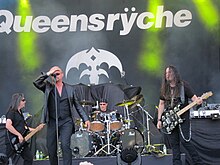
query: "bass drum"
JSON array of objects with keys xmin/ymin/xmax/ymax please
[
  {"xmin": 112, "ymin": 129, "xmax": 144, "ymax": 153},
  {"xmin": 70, "ymin": 130, "xmax": 103, "ymax": 157}
]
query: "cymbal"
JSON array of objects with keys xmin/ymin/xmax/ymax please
[
  {"xmin": 123, "ymin": 119, "xmax": 133, "ymax": 123},
  {"xmin": 129, "ymin": 94, "xmax": 144, "ymax": 109},
  {"xmin": 80, "ymin": 100, "xmax": 94, "ymax": 105},
  {"xmin": 92, "ymin": 110, "xmax": 100, "ymax": 114},
  {"xmin": 116, "ymin": 100, "xmax": 135, "ymax": 107},
  {"xmin": 75, "ymin": 118, "xmax": 82, "ymax": 126}
]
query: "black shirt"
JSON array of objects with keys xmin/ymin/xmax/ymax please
[
  {"xmin": 160, "ymin": 81, "xmax": 194, "ymax": 110},
  {"xmin": 5, "ymin": 110, "xmax": 27, "ymax": 143},
  {"xmin": 48, "ymin": 84, "xmax": 71, "ymax": 120}
]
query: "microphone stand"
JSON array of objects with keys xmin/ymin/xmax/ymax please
[
  {"xmin": 136, "ymin": 104, "xmax": 154, "ymax": 153},
  {"xmin": 53, "ymin": 75, "xmax": 60, "ymax": 165}
]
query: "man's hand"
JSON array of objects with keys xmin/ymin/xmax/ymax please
[
  {"xmin": 196, "ymin": 97, "xmax": 203, "ymax": 105},
  {"xmin": 157, "ymin": 121, "xmax": 162, "ymax": 129},
  {"xmin": 84, "ymin": 120, "xmax": 91, "ymax": 131},
  {"xmin": 18, "ymin": 134, "xmax": 24, "ymax": 143}
]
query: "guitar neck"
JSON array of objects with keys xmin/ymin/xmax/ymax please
[
  {"xmin": 24, "ymin": 129, "xmax": 38, "ymax": 141},
  {"xmin": 24, "ymin": 124, "xmax": 43, "ymax": 141},
  {"xmin": 177, "ymin": 101, "xmax": 197, "ymax": 116},
  {"xmin": 176, "ymin": 91, "xmax": 213, "ymax": 116}
]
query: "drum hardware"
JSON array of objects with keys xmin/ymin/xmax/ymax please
[
  {"xmin": 136, "ymin": 104, "xmax": 161, "ymax": 155},
  {"xmin": 93, "ymin": 118, "xmax": 121, "ymax": 156},
  {"xmin": 116, "ymin": 100, "xmax": 135, "ymax": 129},
  {"xmin": 75, "ymin": 118, "xmax": 87, "ymax": 131},
  {"xmin": 92, "ymin": 101, "xmax": 99, "ymax": 110}
]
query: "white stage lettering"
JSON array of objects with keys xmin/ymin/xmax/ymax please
[{"xmin": 0, "ymin": 6, "xmax": 192, "ymax": 35}]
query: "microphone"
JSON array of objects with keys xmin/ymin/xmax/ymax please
[{"xmin": 51, "ymin": 73, "xmax": 57, "ymax": 77}]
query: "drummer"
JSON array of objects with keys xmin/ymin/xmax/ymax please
[
  {"xmin": 99, "ymin": 98, "xmax": 116, "ymax": 115},
  {"xmin": 99, "ymin": 98, "xmax": 109, "ymax": 113},
  {"xmin": 98, "ymin": 99, "xmax": 122, "ymax": 128},
  {"xmin": 98, "ymin": 98, "xmax": 115, "ymax": 122}
]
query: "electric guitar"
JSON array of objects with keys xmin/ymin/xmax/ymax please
[
  {"xmin": 9, "ymin": 123, "xmax": 45, "ymax": 153},
  {"xmin": 161, "ymin": 91, "xmax": 213, "ymax": 134}
]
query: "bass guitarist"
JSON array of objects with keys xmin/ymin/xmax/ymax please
[
  {"xmin": 5, "ymin": 93, "xmax": 44, "ymax": 165},
  {"xmin": 157, "ymin": 65, "xmax": 204, "ymax": 165}
]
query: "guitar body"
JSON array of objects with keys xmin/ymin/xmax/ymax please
[
  {"xmin": 161, "ymin": 105, "xmax": 183, "ymax": 134},
  {"xmin": 8, "ymin": 123, "xmax": 45, "ymax": 154},
  {"xmin": 9, "ymin": 129, "xmax": 29, "ymax": 153},
  {"xmin": 161, "ymin": 91, "xmax": 213, "ymax": 134}
]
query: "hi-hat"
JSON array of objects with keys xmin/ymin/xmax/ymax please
[
  {"xmin": 80, "ymin": 100, "xmax": 94, "ymax": 106},
  {"xmin": 116, "ymin": 100, "xmax": 135, "ymax": 107}
]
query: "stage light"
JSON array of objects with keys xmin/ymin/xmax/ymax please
[
  {"xmin": 117, "ymin": 148, "xmax": 141, "ymax": 165},
  {"xmin": 138, "ymin": 0, "xmax": 164, "ymax": 76},
  {"xmin": 192, "ymin": 0, "xmax": 218, "ymax": 32},
  {"xmin": 17, "ymin": 0, "xmax": 41, "ymax": 72}
]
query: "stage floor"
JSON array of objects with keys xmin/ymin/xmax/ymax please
[{"xmin": 30, "ymin": 154, "xmax": 185, "ymax": 165}]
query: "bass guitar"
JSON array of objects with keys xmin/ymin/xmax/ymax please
[
  {"xmin": 161, "ymin": 91, "xmax": 213, "ymax": 134},
  {"xmin": 10, "ymin": 123, "xmax": 45, "ymax": 153}
]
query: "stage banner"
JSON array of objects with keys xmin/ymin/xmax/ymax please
[{"xmin": 0, "ymin": 0, "xmax": 219, "ymax": 121}]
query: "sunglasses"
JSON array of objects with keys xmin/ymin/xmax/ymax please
[
  {"xmin": 21, "ymin": 99, "xmax": 26, "ymax": 102},
  {"xmin": 100, "ymin": 104, "xmax": 106, "ymax": 106}
]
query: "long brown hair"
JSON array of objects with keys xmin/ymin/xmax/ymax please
[
  {"xmin": 160, "ymin": 65, "xmax": 182, "ymax": 99},
  {"xmin": 7, "ymin": 93, "xmax": 24, "ymax": 112}
]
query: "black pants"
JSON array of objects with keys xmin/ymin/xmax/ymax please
[
  {"xmin": 6, "ymin": 143, "xmax": 33, "ymax": 165},
  {"xmin": 168, "ymin": 119, "xmax": 203, "ymax": 165},
  {"xmin": 47, "ymin": 118, "xmax": 73, "ymax": 165}
]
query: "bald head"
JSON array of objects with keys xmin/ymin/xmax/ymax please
[{"xmin": 49, "ymin": 66, "xmax": 62, "ymax": 72}]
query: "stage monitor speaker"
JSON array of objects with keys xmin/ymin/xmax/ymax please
[{"xmin": 117, "ymin": 148, "xmax": 141, "ymax": 165}]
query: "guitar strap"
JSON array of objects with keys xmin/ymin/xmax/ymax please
[{"xmin": 180, "ymin": 82, "xmax": 185, "ymax": 104}]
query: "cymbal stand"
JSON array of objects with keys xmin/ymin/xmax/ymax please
[
  {"xmin": 124, "ymin": 104, "xmax": 131, "ymax": 129},
  {"xmin": 93, "ymin": 114, "xmax": 121, "ymax": 156},
  {"xmin": 79, "ymin": 119, "xmax": 84, "ymax": 131},
  {"xmin": 136, "ymin": 104, "xmax": 154, "ymax": 153}
]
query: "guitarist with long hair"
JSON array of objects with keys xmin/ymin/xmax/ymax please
[
  {"xmin": 157, "ymin": 65, "xmax": 204, "ymax": 165},
  {"xmin": 5, "ymin": 93, "xmax": 44, "ymax": 165}
]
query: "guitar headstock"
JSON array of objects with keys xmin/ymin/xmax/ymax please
[{"xmin": 201, "ymin": 91, "xmax": 213, "ymax": 100}]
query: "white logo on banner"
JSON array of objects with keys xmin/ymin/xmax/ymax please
[
  {"xmin": 65, "ymin": 47, "xmax": 124, "ymax": 84},
  {"xmin": 0, "ymin": 6, "xmax": 192, "ymax": 35}
]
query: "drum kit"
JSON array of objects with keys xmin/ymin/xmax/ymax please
[{"xmin": 70, "ymin": 95, "xmax": 157, "ymax": 158}]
